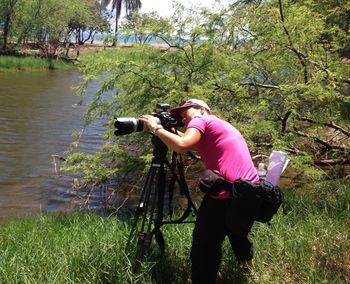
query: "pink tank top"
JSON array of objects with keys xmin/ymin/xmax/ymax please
[{"xmin": 187, "ymin": 115, "xmax": 259, "ymax": 199}]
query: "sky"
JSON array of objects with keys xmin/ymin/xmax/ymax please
[{"xmin": 140, "ymin": 0, "xmax": 228, "ymax": 17}]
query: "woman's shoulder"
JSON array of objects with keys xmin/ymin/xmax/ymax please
[
  {"xmin": 189, "ymin": 115, "xmax": 222, "ymax": 129},
  {"xmin": 200, "ymin": 114, "xmax": 218, "ymax": 122},
  {"xmin": 204, "ymin": 114, "xmax": 227, "ymax": 125}
]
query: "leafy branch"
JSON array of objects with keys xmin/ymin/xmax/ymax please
[{"xmin": 295, "ymin": 114, "xmax": 350, "ymax": 137}]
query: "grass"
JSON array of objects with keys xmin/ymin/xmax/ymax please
[
  {"xmin": 253, "ymin": 179, "xmax": 350, "ymax": 284},
  {"xmin": 0, "ymin": 55, "xmax": 74, "ymax": 70},
  {"xmin": 0, "ymin": 45, "xmax": 149, "ymax": 70},
  {"xmin": 0, "ymin": 179, "xmax": 349, "ymax": 283},
  {"xmin": 79, "ymin": 45, "xmax": 162, "ymax": 66}
]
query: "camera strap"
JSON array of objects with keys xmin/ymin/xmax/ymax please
[
  {"xmin": 175, "ymin": 156, "xmax": 198, "ymax": 222},
  {"xmin": 165, "ymin": 153, "xmax": 197, "ymax": 224}
]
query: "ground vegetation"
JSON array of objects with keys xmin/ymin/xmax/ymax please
[{"xmin": 0, "ymin": 179, "xmax": 348, "ymax": 283}]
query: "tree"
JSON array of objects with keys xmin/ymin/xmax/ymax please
[
  {"xmin": 291, "ymin": 0, "xmax": 350, "ymax": 57},
  {"xmin": 0, "ymin": 0, "xmax": 20, "ymax": 50},
  {"xmin": 67, "ymin": 0, "xmax": 109, "ymax": 45},
  {"xmin": 119, "ymin": 12, "xmax": 172, "ymax": 44},
  {"xmin": 100, "ymin": 0, "xmax": 141, "ymax": 45},
  {"xmin": 1, "ymin": 0, "xmax": 109, "ymax": 57},
  {"xmin": 68, "ymin": 1, "xmax": 349, "ymax": 184}
]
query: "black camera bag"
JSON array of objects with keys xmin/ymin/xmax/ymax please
[
  {"xmin": 232, "ymin": 179, "xmax": 283, "ymax": 223},
  {"xmin": 198, "ymin": 170, "xmax": 232, "ymax": 195},
  {"xmin": 198, "ymin": 170, "xmax": 283, "ymax": 223}
]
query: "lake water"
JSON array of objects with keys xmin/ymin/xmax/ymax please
[
  {"xmin": 0, "ymin": 70, "xmax": 107, "ymax": 220},
  {"xmin": 2, "ymin": 69, "xmax": 337, "ymax": 220}
]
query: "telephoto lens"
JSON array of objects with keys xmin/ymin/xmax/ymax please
[{"xmin": 114, "ymin": 117, "xmax": 145, "ymax": 136}]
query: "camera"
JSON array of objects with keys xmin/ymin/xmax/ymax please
[{"xmin": 114, "ymin": 103, "xmax": 182, "ymax": 136}]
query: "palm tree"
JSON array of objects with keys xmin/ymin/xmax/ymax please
[{"xmin": 101, "ymin": 0, "xmax": 142, "ymax": 45}]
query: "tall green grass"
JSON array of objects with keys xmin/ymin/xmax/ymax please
[
  {"xmin": 79, "ymin": 45, "xmax": 160, "ymax": 67},
  {"xmin": 250, "ymin": 179, "xmax": 350, "ymax": 283},
  {"xmin": 0, "ymin": 55, "xmax": 73, "ymax": 70},
  {"xmin": 0, "ymin": 212, "xmax": 133, "ymax": 284},
  {"xmin": 0, "ymin": 179, "xmax": 349, "ymax": 283}
]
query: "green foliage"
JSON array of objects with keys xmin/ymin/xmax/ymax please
[
  {"xmin": 119, "ymin": 12, "xmax": 173, "ymax": 44},
  {"xmin": 66, "ymin": 0, "xmax": 350, "ymax": 183},
  {"xmin": 299, "ymin": 0, "xmax": 350, "ymax": 55},
  {"xmin": 0, "ymin": 0, "xmax": 109, "ymax": 53},
  {"xmin": 62, "ymin": 142, "xmax": 145, "ymax": 184},
  {"xmin": 67, "ymin": 0, "xmax": 110, "ymax": 44}
]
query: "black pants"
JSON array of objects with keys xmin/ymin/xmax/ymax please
[{"xmin": 190, "ymin": 195, "xmax": 255, "ymax": 284}]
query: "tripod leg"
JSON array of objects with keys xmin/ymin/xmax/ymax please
[
  {"xmin": 126, "ymin": 169, "xmax": 152, "ymax": 250},
  {"xmin": 153, "ymin": 163, "xmax": 166, "ymax": 254},
  {"xmin": 132, "ymin": 166, "xmax": 159, "ymax": 273}
]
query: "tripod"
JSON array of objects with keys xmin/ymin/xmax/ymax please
[{"xmin": 127, "ymin": 134, "xmax": 197, "ymax": 273}]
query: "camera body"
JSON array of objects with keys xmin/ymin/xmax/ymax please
[{"xmin": 114, "ymin": 103, "xmax": 182, "ymax": 136}]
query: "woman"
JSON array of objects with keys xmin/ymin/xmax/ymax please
[{"xmin": 140, "ymin": 99, "xmax": 259, "ymax": 283}]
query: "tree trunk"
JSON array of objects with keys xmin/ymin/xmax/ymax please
[
  {"xmin": 2, "ymin": 13, "xmax": 10, "ymax": 50},
  {"xmin": 112, "ymin": 0, "xmax": 122, "ymax": 47},
  {"xmin": 112, "ymin": 13, "xmax": 119, "ymax": 46}
]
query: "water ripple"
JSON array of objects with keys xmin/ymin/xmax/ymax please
[{"xmin": 0, "ymin": 70, "xmax": 110, "ymax": 219}]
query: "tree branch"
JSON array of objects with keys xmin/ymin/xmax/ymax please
[
  {"xmin": 295, "ymin": 115, "xmax": 350, "ymax": 137},
  {"xmin": 252, "ymin": 154, "xmax": 268, "ymax": 160},
  {"xmin": 285, "ymin": 147, "xmax": 308, "ymax": 156},
  {"xmin": 315, "ymin": 158, "xmax": 350, "ymax": 166},
  {"xmin": 278, "ymin": 0, "xmax": 308, "ymax": 83},
  {"xmin": 284, "ymin": 46, "xmax": 350, "ymax": 84},
  {"xmin": 281, "ymin": 111, "xmax": 292, "ymax": 134},
  {"xmin": 255, "ymin": 143, "xmax": 274, "ymax": 148},
  {"xmin": 212, "ymin": 83, "xmax": 237, "ymax": 95},
  {"xmin": 239, "ymin": 82, "xmax": 280, "ymax": 89},
  {"xmin": 293, "ymin": 129, "xmax": 349, "ymax": 151}
]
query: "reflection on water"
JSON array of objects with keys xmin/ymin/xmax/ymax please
[{"xmin": 0, "ymin": 70, "xmax": 108, "ymax": 220}]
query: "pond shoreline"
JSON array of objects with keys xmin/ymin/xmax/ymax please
[
  {"xmin": 0, "ymin": 55, "xmax": 76, "ymax": 70},
  {"xmin": 0, "ymin": 43, "xmax": 172, "ymax": 70}
]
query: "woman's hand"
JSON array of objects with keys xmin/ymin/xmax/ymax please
[
  {"xmin": 139, "ymin": 114, "xmax": 159, "ymax": 130},
  {"xmin": 140, "ymin": 114, "xmax": 201, "ymax": 153}
]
